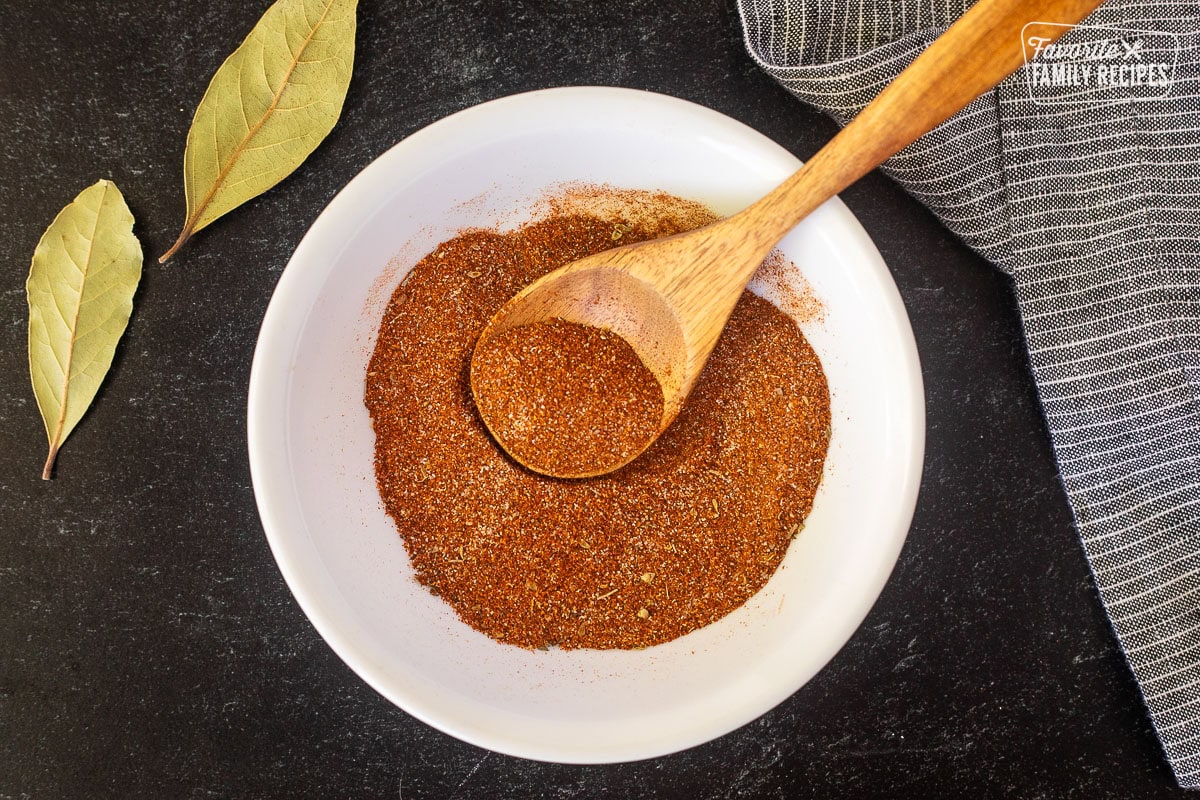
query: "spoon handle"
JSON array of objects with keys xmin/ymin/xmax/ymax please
[{"xmin": 739, "ymin": 0, "xmax": 1106, "ymax": 248}]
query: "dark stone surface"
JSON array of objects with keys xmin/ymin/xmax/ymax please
[{"xmin": 0, "ymin": 1, "xmax": 1188, "ymax": 797}]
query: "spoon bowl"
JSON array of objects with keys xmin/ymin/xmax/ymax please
[{"xmin": 470, "ymin": 228, "xmax": 754, "ymax": 477}]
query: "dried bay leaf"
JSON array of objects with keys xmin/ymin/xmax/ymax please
[
  {"xmin": 27, "ymin": 180, "xmax": 143, "ymax": 479},
  {"xmin": 160, "ymin": 0, "xmax": 358, "ymax": 262}
]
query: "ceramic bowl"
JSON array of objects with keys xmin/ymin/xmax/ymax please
[{"xmin": 248, "ymin": 87, "xmax": 924, "ymax": 762}]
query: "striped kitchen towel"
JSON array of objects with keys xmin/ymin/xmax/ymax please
[{"xmin": 736, "ymin": 0, "xmax": 1200, "ymax": 787}]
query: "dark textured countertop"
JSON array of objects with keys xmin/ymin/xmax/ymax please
[{"xmin": 0, "ymin": 1, "xmax": 1189, "ymax": 797}]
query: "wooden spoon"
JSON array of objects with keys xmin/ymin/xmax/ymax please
[{"xmin": 472, "ymin": 0, "xmax": 1104, "ymax": 478}]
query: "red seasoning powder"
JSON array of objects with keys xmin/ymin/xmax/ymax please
[
  {"xmin": 471, "ymin": 318, "xmax": 665, "ymax": 477},
  {"xmin": 365, "ymin": 190, "xmax": 831, "ymax": 650}
]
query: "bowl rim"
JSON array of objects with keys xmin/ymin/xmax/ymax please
[{"xmin": 248, "ymin": 85, "xmax": 925, "ymax": 763}]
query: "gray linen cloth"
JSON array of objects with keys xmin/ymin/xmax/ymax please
[{"xmin": 737, "ymin": 0, "xmax": 1200, "ymax": 786}]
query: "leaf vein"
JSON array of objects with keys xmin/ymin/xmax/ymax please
[
  {"xmin": 240, "ymin": 131, "xmax": 318, "ymax": 153},
  {"xmin": 60, "ymin": 235, "xmax": 87, "ymax": 276},
  {"xmin": 52, "ymin": 183, "xmax": 110, "ymax": 452}
]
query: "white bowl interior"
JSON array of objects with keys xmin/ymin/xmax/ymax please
[{"xmin": 249, "ymin": 87, "xmax": 924, "ymax": 762}]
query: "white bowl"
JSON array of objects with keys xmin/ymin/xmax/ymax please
[{"xmin": 248, "ymin": 87, "xmax": 924, "ymax": 763}]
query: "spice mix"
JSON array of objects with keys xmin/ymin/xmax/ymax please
[{"xmin": 365, "ymin": 189, "xmax": 831, "ymax": 650}]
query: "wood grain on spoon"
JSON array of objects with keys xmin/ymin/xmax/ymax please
[{"xmin": 472, "ymin": 0, "xmax": 1106, "ymax": 478}]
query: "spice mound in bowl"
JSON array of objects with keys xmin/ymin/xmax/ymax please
[{"xmin": 364, "ymin": 188, "xmax": 831, "ymax": 650}]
